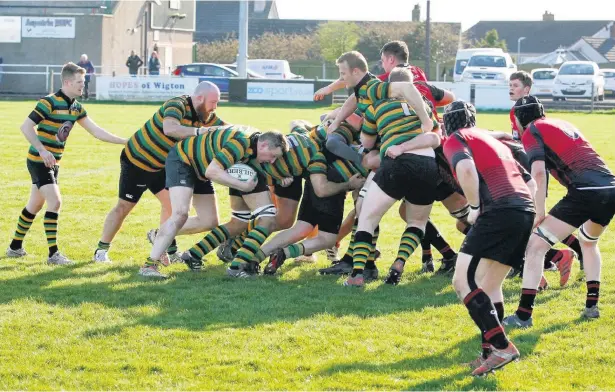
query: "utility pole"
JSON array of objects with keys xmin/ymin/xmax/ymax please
[
  {"xmin": 425, "ymin": 0, "xmax": 431, "ymax": 80},
  {"xmin": 237, "ymin": 1, "xmax": 249, "ymax": 78}
]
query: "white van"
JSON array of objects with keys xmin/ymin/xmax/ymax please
[
  {"xmin": 460, "ymin": 52, "xmax": 517, "ymax": 85},
  {"xmin": 232, "ymin": 59, "xmax": 303, "ymax": 80},
  {"xmin": 454, "ymin": 48, "xmax": 504, "ymax": 82}
]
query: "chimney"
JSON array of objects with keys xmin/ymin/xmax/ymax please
[
  {"xmin": 412, "ymin": 4, "xmax": 421, "ymax": 22},
  {"xmin": 543, "ymin": 11, "xmax": 554, "ymax": 21}
]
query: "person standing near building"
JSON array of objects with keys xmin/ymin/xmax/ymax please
[
  {"xmin": 126, "ymin": 50, "xmax": 143, "ymax": 77},
  {"xmin": 77, "ymin": 54, "xmax": 95, "ymax": 100},
  {"xmin": 148, "ymin": 51, "xmax": 161, "ymax": 76}
]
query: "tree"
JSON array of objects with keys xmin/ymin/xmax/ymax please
[
  {"xmin": 474, "ymin": 29, "xmax": 507, "ymax": 51},
  {"xmin": 316, "ymin": 21, "xmax": 360, "ymax": 63}
]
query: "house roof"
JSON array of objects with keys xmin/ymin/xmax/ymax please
[
  {"xmin": 465, "ymin": 20, "xmax": 614, "ymax": 53},
  {"xmin": 583, "ymin": 37, "xmax": 615, "ymax": 62}
]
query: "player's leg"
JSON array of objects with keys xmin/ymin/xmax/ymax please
[
  {"xmin": 95, "ymin": 151, "xmax": 147, "ymax": 262},
  {"xmin": 184, "ymin": 194, "xmax": 250, "ymax": 270},
  {"xmin": 7, "ymin": 184, "xmax": 45, "ymax": 258},
  {"xmin": 228, "ymin": 189, "xmax": 278, "ymax": 277},
  {"xmin": 37, "ymin": 181, "xmax": 69, "ymax": 265},
  {"xmin": 504, "ymin": 215, "xmax": 575, "ymax": 328},
  {"xmin": 384, "ymin": 200, "xmax": 432, "ymax": 285},
  {"xmin": 453, "ymin": 255, "xmax": 519, "ymax": 376}
]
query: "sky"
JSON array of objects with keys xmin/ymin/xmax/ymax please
[{"xmin": 274, "ymin": 0, "xmax": 615, "ymax": 31}]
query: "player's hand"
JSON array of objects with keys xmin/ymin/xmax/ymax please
[
  {"xmin": 314, "ymin": 87, "xmax": 331, "ymax": 101},
  {"xmin": 385, "ymin": 145, "xmax": 403, "ymax": 159},
  {"xmin": 279, "ymin": 177, "xmax": 294, "ymax": 187},
  {"xmin": 467, "ymin": 206, "xmax": 480, "ymax": 225},
  {"xmin": 421, "ymin": 121, "xmax": 434, "ymax": 134},
  {"xmin": 241, "ymin": 176, "xmax": 258, "ymax": 193},
  {"xmin": 348, "ymin": 174, "xmax": 366, "ymax": 190},
  {"xmin": 39, "ymin": 149, "xmax": 56, "ymax": 168},
  {"xmin": 327, "ymin": 119, "xmax": 341, "ymax": 134}
]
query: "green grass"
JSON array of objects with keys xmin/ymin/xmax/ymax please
[{"xmin": 1, "ymin": 101, "xmax": 615, "ymax": 390}]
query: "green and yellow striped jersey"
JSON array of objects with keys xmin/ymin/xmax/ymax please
[
  {"xmin": 125, "ymin": 95, "xmax": 225, "ymax": 172},
  {"xmin": 362, "ymin": 99, "xmax": 438, "ymax": 159},
  {"xmin": 176, "ymin": 126, "xmax": 255, "ymax": 181},
  {"xmin": 254, "ymin": 133, "xmax": 327, "ymax": 185},
  {"xmin": 27, "ymin": 89, "xmax": 87, "ymax": 165},
  {"xmin": 353, "ymin": 74, "xmax": 389, "ymax": 115}
]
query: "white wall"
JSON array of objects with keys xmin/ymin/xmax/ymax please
[{"xmin": 431, "ymin": 82, "xmax": 513, "ymax": 110}]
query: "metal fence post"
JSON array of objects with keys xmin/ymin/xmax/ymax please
[
  {"xmin": 45, "ymin": 66, "xmax": 49, "ymax": 92},
  {"xmin": 591, "ymin": 82, "xmax": 594, "ymax": 113},
  {"xmin": 49, "ymin": 70, "xmax": 54, "ymax": 94}
]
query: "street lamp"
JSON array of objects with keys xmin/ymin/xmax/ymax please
[{"xmin": 517, "ymin": 36, "xmax": 526, "ymax": 65}]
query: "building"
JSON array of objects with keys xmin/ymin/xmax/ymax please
[
  {"xmin": 465, "ymin": 11, "xmax": 615, "ymax": 64},
  {"xmin": 0, "ymin": 0, "xmax": 196, "ymax": 95}
]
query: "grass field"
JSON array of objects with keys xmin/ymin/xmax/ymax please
[{"xmin": 1, "ymin": 101, "xmax": 615, "ymax": 390}]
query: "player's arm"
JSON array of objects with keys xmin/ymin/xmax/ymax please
[
  {"xmin": 20, "ymin": 117, "xmax": 55, "ymax": 167},
  {"xmin": 521, "ymin": 126, "xmax": 547, "ymax": 225},
  {"xmin": 314, "ymin": 78, "xmax": 345, "ymax": 100},
  {"xmin": 23, "ymin": 99, "xmax": 56, "ymax": 167},
  {"xmin": 205, "ymin": 140, "xmax": 257, "ymax": 192},
  {"xmin": 385, "ymin": 133, "xmax": 441, "ymax": 159},
  {"xmin": 360, "ymin": 105, "xmax": 377, "ymax": 149},
  {"xmin": 205, "ymin": 161, "xmax": 256, "ymax": 192},
  {"xmin": 386, "ymin": 82, "xmax": 432, "ymax": 133},
  {"xmin": 444, "ymin": 137, "xmax": 479, "ymax": 208},
  {"xmin": 486, "ymin": 130, "xmax": 514, "ymax": 140},
  {"xmin": 328, "ymin": 95, "xmax": 358, "ymax": 134},
  {"xmin": 530, "ymin": 160, "xmax": 547, "ymax": 223},
  {"xmin": 77, "ymin": 116, "xmax": 127, "ymax": 144},
  {"xmin": 161, "ymin": 99, "xmax": 203, "ymax": 139},
  {"xmin": 309, "ymin": 173, "xmax": 364, "ymax": 198}
]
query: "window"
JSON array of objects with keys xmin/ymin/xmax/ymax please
[
  {"xmin": 202, "ymin": 65, "xmax": 233, "ymax": 77},
  {"xmin": 558, "ymin": 64, "xmax": 595, "ymax": 75},
  {"xmin": 455, "ymin": 60, "xmax": 468, "ymax": 74},
  {"xmin": 183, "ymin": 65, "xmax": 201, "ymax": 74},
  {"xmin": 532, "ymin": 70, "xmax": 557, "ymax": 80},
  {"xmin": 169, "ymin": 0, "xmax": 180, "ymax": 10},
  {"xmin": 467, "ymin": 55, "xmax": 507, "ymax": 68},
  {"xmin": 602, "ymin": 71, "xmax": 615, "ymax": 78}
]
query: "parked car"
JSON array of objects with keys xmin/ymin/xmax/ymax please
[
  {"xmin": 601, "ymin": 68, "xmax": 615, "ymax": 97},
  {"xmin": 221, "ymin": 64, "xmax": 265, "ymax": 79},
  {"xmin": 454, "ymin": 48, "xmax": 504, "ymax": 82},
  {"xmin": 552, "ymin": 61, "xmax": 605, "ymax": 101},
  {"xmin": 230, "ymin": 59, "xmax": 303, "ymax": 79},
  {"xmin": 530, "ymin": 68, "xmax": 558, "ymax": 97},
  {"xmin": 172, "ymin": 63, "xmax": 260, "ymax": 92},
  {"xmin": 460, "ymin": 52, "xmax": 517, "ymax": 85}
]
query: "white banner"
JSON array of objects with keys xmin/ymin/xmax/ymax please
[
  {"xmin": 22, "ymin": 17, "xmax": 75, "ymax": 39},
  {"xmin": 96, "ymin": 76, "xmax": 200, "ymax": 101},
  {"xmin": 247, "ymin": 82, "xmax": 314, "ymax": 102},
  {"xmin": 0, "ymin": 16, "xmax": 21, "ymax": 43}
]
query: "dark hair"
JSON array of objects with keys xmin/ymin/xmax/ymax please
[
  {"xmin": 443, "ymin": 100, "xmax": 476, "ymax": 136},
  {"xmin": 380, "ymin": 40, "xmax": 410, "ymax": 63},
  {"xmin": 513, "ymin": 95, "xmax": 545, "ymax": 129},
  {"xmin": 388, "ymin": 67, "xmax": 412, "ymax": 82},
  {"xmin": 259, "ymin": 131, "xmax": 289, "ymax": 152},
  {"xmin": 510, "ymin": 71, "xmax": 533, "ymax": 88},
  {"xmin": 336, "ymin": 51, "xmax": 368, "ymax": 72}
]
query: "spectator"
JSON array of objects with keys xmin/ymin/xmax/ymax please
[
  {"xmin": 0, "ymin": 57, "xmax": 4, "ymax": 86},
  {"xmin": 148, "ymin": 51, "xmax": 160, "ymax": 76},
  {"xmin": 126, "ymin": 50, "xmax": 143, "ymax": 77},
  {"xmin": 77, "ymin": 54, "xmax": 95, "ymax": 100}
]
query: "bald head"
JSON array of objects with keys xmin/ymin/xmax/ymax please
[
  {"xmin": 192, "ymin": 81, "xmax": 221, "ymax": 119},
  {"xmin": 193, "ymin": 81, "xmax": 219, "ymax": 97}
]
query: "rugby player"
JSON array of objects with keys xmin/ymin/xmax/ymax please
[{"xmin": 7, "ymin": 62, "xmax": 126, "ymax": 265}]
